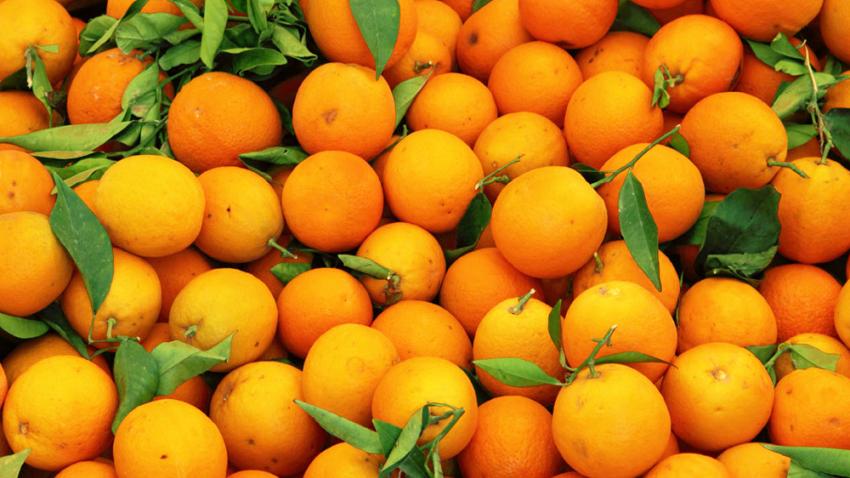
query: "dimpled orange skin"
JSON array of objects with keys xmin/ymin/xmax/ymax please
[
  {"xmin": 228, "ymin": 471, "xmax": 279, "ymax": 478},
  {"xmin": 835, "ymin": 282, "xmax": 850, "ymax": 348},
  {"xmin": 356, "ymin": 222, "xmax": 447, "ymax": 305},
  {"xmin": 758, "ymin": 264, "xmax": 841, "ymax": 341},
  {"xmin": 821, "ymin": 0, "xmax": 850, "ymax": 63},
  {"xmin": 826, "ymin": 70, "xmax": 850, "ymax": 112},
  {"xmin": 73, "ymin": 180, "xmax": 99, "ymax": 216},
  {"xmin": 646, "ymin": 453, "xmax": 731, "ymax": 477},
  {"xmin": 473, "ymin": 296, "xmax": 563, "ymax": 405},
  {"xmin": 491, "ymin": 166, "xmax": 607, "ymax": 279},
  {"xmin": 488, "ymin": 42, "xmax": 583, "ymax": 127},
  {"xmin": 576, "ymin": 31, "xmax": 650, "ymax": 79},
  {"xmin": 457, "ymin": 396, "xmax": 563, "ymax": 478},
  {"xmin": 564, "ymin": 281, "xmax": 677, "ymax": 383},
  {"xmin": 211, "ymin": 362, "xmax": 325, "ymax": 475},
  {"xmin": 106, "ymin": 0, "xmax": 204, "ymax": 17},
  {"xmin": 168, "ymin": 72, "xmax": 282, "ymax": 172},
  {"xmin": 67, "ymin": 49, "xmax": 153, "ymax": 124},
  {"xmin": 0, "ymin": 0, "xmax": 77, "ymax": 84},
  {"xmin": 293, "ymin": 63, "xmax": 395, "ymax": 160},
  {"xmin": 372, "ymin": 300, "xmax": 473, "ymax": 369},
  {"xmin": 0, "ymin": 92, "xmax": 51, "ymax": 151},
  {"xmin": 599, "ymin": 143, "xmax": 705, "ymax": 242},
  {"xmin": 717, "ymin": 443, "xmax": 790, "ymax": 478},
  {"xmin": 642, "ymin": 15, "xmax": 743, "ymax": 114},
  {"xmin": 277, "ymin": 268, "xmax": 374, "ymax": 358},
  {"xmin": 662, "ymin": 343, "xmax": 775, "ymax": 451},
  {"xmin": 55, "ymin": 460, "xmax": 118, "ymax": 478},
  {"xmin": 0, "ymin": 365, "xmax": 6, "ymax": 407},
  {"xmin": 709, "ymin": 0, "xmax": 821, "ymax": 42},
  {"xmin": 518, "ymin": 0, "xmax": 618, "ymax": 49},
  {"xmin": 406, "ymin": 74, "xmax": 498, "ymax": 146},
  {"xmin": 1, "ymin": 334, "xmax": 110, "ymax": 384},
  {"xmin": 564, "ymin": 71, "xmax": 664, "ymax": 169},
  {"xmin": 372, "ymin": 357, "xmax": 478, "ymax": 460},
  {"xmin": 383, "ymin": 31, "xmax": 452, "ymax": 88},
  {"xmin": 246, "ymin": 244, "xmax": 313, "ymax": 299},
  {"xmin": 141, "ymin": 323, "xmax": 213, "ymax": 412},
  {"xmin": 0, "ymin": 150, "xmax": 55, "ymax": 215},
  {"xmin": 0, "ymin": 212, "xmax": 73, "ymax": 316},
  {"xmin": 455, "ymin": 0, "xmax": 533, "ymax": 81},
  {"xmin": 773, "ymin": 369, "xmax": 850, "ymax": 448},
  {"xmin": 414, "ymin": 0, "xmax": 463, "ymax": 55},
  {"xmin": 147, "ymin": 248, "xmax": 212, "ymax": 322},
  {"xmin": 681, "ymin": 92, "xmax": 786, "ymax": 194},
  {"xmin": 303, "ymin": 443, "xmax": 383, "ymax": 478},
  {"xmin": 775, "ymin": 333, "xmax": 850, "ymax": 381},
  {"xmin": 283, "ymin": 151, "xmax": 383, "ymax": 252},
  {"xmin": 96, "ymin": 155, "xmax": 206, "ymax": 258},
  {"xmin": 552, "ymin": 364, "xmax": 671, "ymax": 478},
  {"xmin": 648, "ymin": 0, "xmax": 704, "ymax": 24},
  {"xmin": 3, "ymin": 356, "xmax": 117, "ymax": 471},
  {"xmin": 772, "ymin": 158, "xmax": 850, "ymax": 264},
  {"xmin": 114, "ymin": 399, "xmax": 227, "ymax": 478}
]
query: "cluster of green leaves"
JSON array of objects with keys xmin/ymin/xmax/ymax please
[
  {"xmin": 613, "ymin": 0, "xmax": 660, "ymax": 37},
  {"xmin": 748, "ymin": 342, "xmax": 840, "ymax": 384},
  {"xmin": 763, "ymin": 445, "xmax": 850, "ymax": 477}
]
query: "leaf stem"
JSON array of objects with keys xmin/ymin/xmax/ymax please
[
  {"xmin": 593, "ymin": 252, "xmax": 604, "ymax": 273},
  {"xmin": 590, "ymin": 126, "xmax": 681, "ymax": 188},
  {"xmin": 567, "ymin": 325, "xmax": 618, "ymax": 383},
  {"xmin": 767, "ymin": 159, "xmax": 809, "ymax": 178},
  {"xmin": 508, "ymin": 288, "xmax": 536, "ymax": 315},
  {"xmin": 267, "ymin": 237, "xmax": 297, "ymax": 258},
  {"xmin": 474, "ymin": 156, "xmax": 522, "ymax": 191},
  {"xmin": 802, "ymin": 50, "xmax": 833, "ymax": 165},
  {"xmin": 184, "ymin": 324, "xmax": 198, "ymax": 340}
]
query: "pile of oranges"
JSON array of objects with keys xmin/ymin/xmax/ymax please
[{"xmin": 2, "ymin": 0, "xmax": 850, "ymax": 476}]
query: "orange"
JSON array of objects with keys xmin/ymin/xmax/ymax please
[
  {"xmin": 62, "ymin": 247, "xmax": 161, "ymax": 345},
  {"xmin": 821, "ymin": 0, "xmax": 850, "ymax": 64},
  {"xmin": 293, "ymin": 62, "xmax": 395, "ymax": 160},
  {"xmin": 56, "ymin": 460, "xmax": 117, "ymax": 478},
  {"xmin": 303, "ymin": 443, "xmax": 382, "ymax": 478},
  {"xmin": 491, "ymin": 166, "xmax": 607, "ymax": 278},
  {"xmin": 73, "ymin": 179, "xmax": 99, "ymax": 215},
  {"xmin": 717, "ymin": 443, "xmax": 790, "ymax": 478},
  {"xmin": 356, "ymin": 222, "xmax": 446, "ymax": 304},
  {"xmin": 170, "ymin": 268, "xmax": 278, "ymax": 371},
  {"xmin": 277, "ymin": 267, "xmax": 373, "ymax": 358},
  {"xmin": 552, "ymin": 364, "xmax": 671, "ymax": 477},
  {"xmin": 681, "ymin": 92, "xmax": 786, "ymax": 193},
  {"xmin": 473, "ymin": 112, "xmax": 569, "ymax": 201},
  {"xmin": 455, "ymin": 0, "xmax": 533, "ymax": 81},
  {"xmin": 677, "ymin": 278, "xmax": 777, "ymax": 352},
  {"xmin": 836, "ymin": 281, "xmax": 850, "ymax": 348},
  {"xmin": 598, "ymin": 143, "xmax": 705, "ymax": 242},
  {"xmin": 3, "ymin": 356, "xmax": 117, "ymax": 471},
  {"xmin": 0, "ymin": 212, "xmax": 73, "ymax": 316},
  {"xmin": 106, "ymin": 0, "xmax": 204, "ymax": 17},
  {"xmin": 826, "ymin": 70, "xmax": 850, "ymax": 112},
  {"xmin": 648, "ymin": 0, "xmax": 704, "ymax": 24},
  {"xmin": 633, "ymin": 0, "xmax": 687, "ymax": 6},
  {"xmin": 564, "ymin": 281, "xmax": 677, "ymax": 383},
  {"xmin": 246, "ymin": 243, "xmax": 313, "ymax": 299},
  {"xmin": 736, "ymin": 39, "xmax": 820, "ymax": 105},
  {"xmin": 141, "ymin": 323, "xmax": 212, "ymax": 412},
  {"xmin": 96, "ymin": 154, "xmax": 205, "ymax": 258},
  {"xmin": 572, "ymin": 240, "xmax": 680, "ymax": 313},
  {"xmin": 759, "ymin": 264, "xmax": 841, "ymax": 341},
  {"xmin": 518, "ymin": 0, "xmax": 618, "ymax": 48},
  {"xmin": 0, "ymin": 92, "xmax": 51, "ymax": 151},
  {"xmin": 772, "ymin": 158, "xmax": 850, "ymax": 264},
  {"xmin": 372, "ymin": 300, "xmax": 472, "ymax": 368},
  {"xmin": 473, "ymin": 295, "xmax": 563, "ymax": 405},
  {"xmin": 441, "ymin": 0, "xmax": 473, "ymax": 20},
  {"xmin": 457, "ymin": 396, "xmax": 562, "ymax": 478},
  {"xmin": 775, "ymin": 333, "xmax": 850, "ymax": 380},
  {"xmin": 564, "ymin": 71, "xmax": 664, "ymax": 169},
  {"xmin": 383, "ymin": 31, "xmax": 452, "ymax": 87},
  {"xmin": 304, "ymin": 0, "xmax": 416, "ymax": 70},
  {"xmin": 709, "ymin": 0, "xmax": 822, "ymax": 41},
  {"xmin": 228, "ymin": 472, "xmax": 278, "ymax": 478},
  {"xmin": 196, "ymin": 167, "xmax": 283, "ymax": 263},
  {"xmin": 645, "ymin": 453, "xmax": 731, "ymax": 477},
  {"xmin": 147, "ymin": 248, "xmax": 212, "ymax": 322},
  {"xmin": 2, "ymin": 334, "xmax": 109, "ymax": 384},
  {"xmin": 0, "ymin": 365, "xmax": 5, "ymax": 407},
  {"xmin": 114, "ymin": 399, "xmax": 227, "ymax": 478},
  {"xmin": 211, "ymin": 362, "xmax": 325, "ymax": 475},
  {"xmin": 662, "ymin": 342, "xmax": 774, "ymax": 451},
  {"xmin": 414, "ymin": 0, "xmax": 463, "ymax": 54},
  {"xmin": 283, "ymin": 150, "xmax": 383, "ymax": 252},
  {"xmin": 488, "ymin": 41, "xmax": 583, "ymax": 127},
  {"xmin": 642, "ymin": 15, "xmax": 743, "ymax": 113},
  {"xmin": 770, "ymin": 368, "xmax": 850, "ymax": 448},
  {"xmin": 0, "ymin": 150, "xmax": 55, "ymax": 215},
  {"xmin": 0, "ymin": 0, "xmax": 77, "ymax": 84},
  {"xmin": 372, "ymin": 357, "xmax": 478, "ymax": 459},
  {"xmin": 168, "ymin": 72, "xmax": 282, "ymax": 172},
  {"xmin": 406, "ymin": 73, "xmax": 498, "ymax": 145},
  {"xmin": 576, "ymin": 31, "xmax": 650, "ymax": 79}
]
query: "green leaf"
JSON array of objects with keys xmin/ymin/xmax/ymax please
[
  {"xmin": 787, "ymin": 461, "xmax": 832, "ymax": 478},
  {"xmin": 747, "ymin": 39, "xmax": 785, "ymax": 68},
  {"xmin": 825, "ymin": 108, "xmax": 850, "ymax": 159},
  {"xmin": 227, "ymin": 47, "xmax": 288, "ymax": 74},
  {"xmin": 0, "ymin": 120, "xmax": 130, "ymax": 152},
  {"xmin": 572, "ymin": 163, "xmax": 605, "ymax": 183},
  {"xmin": 612, "ymin": 0, "xmax": 660, "ymax": 37},
  {"xmin": 668, "ymin": 132, "xmax": 690, "ymax": 157},
  {"xmin": 115, "ymin": 13, "xmax": 186, "ymax": 53},
  {"xmin": 763, "ymin": 445, "xmax": 850, "ymax": 476},
  {"xmin": 703, "ymin": 246, "xmax": 778, "ymax": 280},
  {"xmin": 775, "ymin": 59, "xmax": 808, "ymax": 76},
  {"xmin": 201, "ymin": 0, "xmax": 229, "ymax": 69},
  {"xmin": 0, "ymin": 448, "xmax": 30, "ymax": 478},
  {"xmin": 150, "ymin": 335, "xmax": 233, "ymax": 395},
  {"xmin": 239, "ymin": 146, "xmax": 308, "ymax": 165},
  {"xmin": 473, "ymin": 358, "xmax": 564, "ymax": 387},
  {"xmin": 112, "ymin": 339, "xmax": 160, "ymax": 433},
  {"xmin": 49, "ymin": 171, "xmax": 114, "ymax": 313},
  {"xmin": 746, "ymin": 344, "xmax": 779, "ymax": 364},
  {"xmin": 271, "ymin": 25, "xmax": 317, "ymax": 66},
  {"xmin": 789, "ymin": 343, "xmax": 840, "ymax": 372},
  {"xmin": 770, "ymin": 33, "xmax": 805, "ymax": 61},
  {"xmin": 471, "ymin": 0, "xmax": 491, "ymax": 12},
  {"xmin": 445, "ymin": 192, "xmax": 491, "ymax": 262},
  {"xmin": 772, "ymin": 73, "xmax": 843, "ymax": 119},
  {"xmin": 295, "ymin": 400, "xmax": 384, "ymax": 454},
  {"xmin": 270, "ymin": 262, "xmax": 311, "ymax": 285},
  {"xmin": 383, "ymin": 406, "xmax": 428, "ymax": 471},
  {"xmin": 36, "ymin": 303, "xmax": 91, "ymax": 359},
  {"xmin": 349, "ymin": 0, "xmax": 401, "ymax": 76},
  {"xmin": 618, "ymin": 172, "xmax": 661, "ymax": 290},
  {"xmin": 79, "ymin": 15, "xmax": 119, "ymax": 55},
  {"xmin": 594, "ymin": 351, "xmax": 673, "ymax": 366},
  {"xmin": 338, "ymin": 254, "xmax": 395, "ymax": 280},
  {"xmin": 824, "ymin": 55, "xmax": 845, "ymax": 77},
  {"xmin": 677, "ymin": 200, "xmax": 720, "ymax": 246},
  {"xmin": 547, "ymin": 299, "xmax": 563, "ymax": 355},
  {"xmin": 25, "ymin": 48, "xmax": 53, "ymax": 122},
  {"xmin": 121, "ymin": 61, "xmax": 161, "ymax": 118},
  {"xmin": 172, "ymin": 0, "xmax": 205, "ymax": 29},
  {"xmin": 392, "ymin": 74, "xmax": 429, "ymax": 127},
  {"xmin": 0, "ymin": 313, "xmax": 48, "ymax": 340},
  {"xmin": 159, "ymin": 40, "xmax": 201, "ymax": 70},
  {"xmin": 49, "ymin": 154, "xmax": 114, "ymax": 180},
  {"xmin": 247, "ymin": 0, "xmax": 272, "ymax": 33},
  {"xmin": 785, "ymin": 122, "xmax": 818, "ymax": 149},
  {"xmin": 651, "ymin": 67, "xmax": 670, "ymax": 109}
]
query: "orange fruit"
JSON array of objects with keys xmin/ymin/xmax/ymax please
[
  {"xmin": 648, "ymin": 0, "xmax": 704, "ymax": 24},
  {"xmin": 147, "ymin": 248, "xmax": 212, "ymax": 322},
  {"xmin": 717, "ymin": 443, "xmax": 790, "ymax": 478},
  {"xmin": 211, "ymin": 362, "xmax": 325, "ymax": 475},
  {"xmin": 646, "ymin": 453, "xmax": 731, "ymax": 477},
  {"xmin": 662, "ymin": 342, "xmax": 774, "ymax": 451},
  {"xmin": 114, "ymin": 399, "xmax": 227, "ymax": 478},
  {"xmin": 775, "ymin": 333, "xmax": 850, "ymax": 381},
  {"xmin": 709, "ymin": 0, "xmax": 822, "ymax": 41},
  {"xmin": 228, "ymin": 471, "xmax": 278, "ymax": 478},
  {"xmin": 771, "ymin": 368, "xmax": 850, "ymax": 449},
  {"xmin": 488, "ymin": 41, "xmax": 583, "ymax": 127},
  {"xmin": 0, "ymin": 92, "xmax": 51, "ymax": 151},
  {"xmin": 825, "ymin": 70, "xmax": 850, "ymax": 112},
  {"xmin": 759, "ymin": 264, "xmax": 841, "ymax": 341},
  {"xmin": 303, "ymin": 443, "xmax": 382, "ymax": 478},
  {"xmin": 821, "ymin": 0, "xmax": 850, "ymax": 64},
  {"xmin": 642, "ymin": 14, "xmax": 743, "ymax": 113},
  {"xmin": 598, "ymin": 143, "xmax": 705, "ymax": 242},
  {"xmin": 633, "ymin": 0, "xmax": 686, "ymax": 6},
  {"xmin": 455, "ymin": 0, "xmax": 533, "ymax": 81},
  {"xmin": 518, "ymin": 0, "xmax": 618, "ymax": 48},
  {"xmin": 835, "ymin": 281, "xmax": 850, "ymax": 348},
  {"xmin": 277, "ymin": 267, "xmax": 373, "ymax": 358},
  {"xmin": 736, "ymin": 39, "xmax": 820, "ymax": 105},
  {"xmin": 293, "ymin": 62, "xmax": 395, "ymax": 160},
  {"xmin": 372, "ymin": 357, "xmax": 478, "ymax": 459},
  {"xmin": 552, "ymin": 364, "xmax": 671, "ymax": 477},
  {"xmin": 3, "ymin": 355, "xmax": 117, "ymax": 471},
  {"xmin": 406, "ymin": 73, "xmax": 498, "ymax": 145},
  {"xmin": 677, "ymin": 278, "xmax": 777, "ymax": 352},
  {"xmin": 0, "ymin": 0, "xmax": 77, "ymax": 84},
  {"xmin": 576, "ymin": 31, "xmax": 650, "ymax": 79},
  {"xmin": 414, "ymin": 0, "xmax": 463, "ymax": 54},
  {"xmin": 491, "ymin": 166, "xmax": 607, "ymax": 278},
  {"xmin": 55, "ymin": 460, "xmax": 118, "ymax": 478},
  {"xmin": 372, "ymin": 300, "xmax": 472, "ymax": 368},
  {"xmin": 106, "ymin": 0, "xmax": 203, "ymax": 17},
  {"xmin": 72, "ymin": 179, "xmax": 99, "ymax": 215},
  {"xmin": 246, "ymin": 243, "xmax": 313, "ymax": 299},
  {"xmin": 564, "ymin": 71, "xmax": 664, "ymax": 169},
  {"xmin": 96, "ymin": 154, "xmax": 205, "ymax": 258},
  {"xmin": 473, "ymin": 295, "xmax": 563, "ymax": 405},
  {"xmin": 383, "ymin": 31, "xmax": 452, "ymax": 87},
  {"xmin": 168, "ymin": 72, "xmax": 282, "ymax": 172},
  {"xmin": 457, "ymin": 395, "xmax": 563, "ymax": 478},
  {"xmin": 141, "ymin": 323, "xmax": 212, "ymax": 412},
  {"xmin": 170, "ymin": 268, "xmax": 278, "ymax": 371},
  {"xmin": 772, "ymin": 158, "xmax": 850, "ymax": 264},
  {"xmin": 564, "ymin": 281, "xmax": 677, "ymax": 383},
  {"xmin": 441, "ymin": 0, "xmax": 473, "ymax": 20},
  {"xmin": 0, "ymin": 150, "xmax": 55, "ymax": 215},
  {"xmin": 0, "ymin": 212, "xmax": 73, "ymax": 316},
  {"xmin": 0, "ymin": 365, "xmax": 6, "ymax": 407},
  {"xmin": 2, "ymin": 334, "xmax": 109, "ymax": 384}
]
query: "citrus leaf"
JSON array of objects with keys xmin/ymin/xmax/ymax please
[
  {"xmin": 373, "ymin": 419, "xmax": 403, "ymax": 456},
  {"xmin": 763, "ymin": 445, "xmax": 850, "ymax": 476},
  {"xmin": 294, "ymin": 400, "xmax": 384, "ymax": 454},
  {"xmin": 773, "ymin": 73, "xmax": 842, "ymax": 119},
  {"xmin": 787, "ymin": 461, "xmax": 832, "ymax": 478},
  {"xmin": 121, "ymin": 61, "xmax": 161, "ymax": 118},
  {"xmin": 240, "ymin": 146, "xmax": 308, "ymax": 165},
  {"xmin": 0, "ymin": 313, "xmax": 48, "ymax": 340},
  {"xmin": 547, "ymin": 299, "xmax": 563, "ymax": 355},
  {"xmin": 775, "ymin": 59, "xmax": 808, "ymax": 76},
  {"xmin": 229, "ymin": 47, "xmax": 288, "ymax": 74},
  {"xmin": 172, "ymin": 0, "xmax": 205, "ymax": 29},
  {"xmin": 677, "ymin": 200, "xmax": 720, "ymax": 246},
  {"xmin": 150, "ymin": 334, "xmax": 233, "ymax": 395},
  {"xmin": 25, "ymin": 47, "xmax": 53, "ymax": 122},
  {"xmin": 36, "ymin": 303, "xmax": 91, "ymax": 359},
  {"xmin": 703, "ymin": 246, "xmax": 778, "ymax": 281},
  {"xmin": 445, "ymin": 191, "xmax": 491, "ymax": 262},
  {"xmin": 382, "ymin": 406, "xmax": 428, "ymax": 471},
  {"xmin": 79, "ymin": 15, "xmax": 119, "ymax": 55},
  {"xmin": 48, "ymin": 156, "xmax": 115, "ymax": 189},
  {"xmin": 271, "ymin": 25, "xmax": 317, "ymax": 66},
  {"xmin": 789, "ymin": 343, "xmax": 840, "ymax": 372},
  {"xmin": 619, "ymin": 172, "xmax": 661, "ymax": 290},
  {"xmin": 0, "ymin": 448, "xmax": 30, "ymax": 478},
  {"xmin": 200, "ymin": 0, "xmax": 228, "ymax": 69},
  {"xmin": 594, "ymin": 351, "xmax": 673, "ymax": 366},
  {"xmin": 668, "ymin": 132, "xmax": 690, "ymax": 157},
  {"xmin": 746, "ymin": 344, "xmax": 778, "ymax": 364},
  {"xmin": 112, "ymin": 339, "xmax": 160, "ymax": 433},
  {"xmin": 392, "ymin": 74, "xmax": 428, "ymax": 127},
  {"xmin": 572, "ymin": 163, "xmax": 605, "ymax": 183},
  {"xmin": 0, "ymin": 120, "xmax": 130, "ymax": 152},
  {"xmin": 159, "ymin": 40, "xmax": 201, "ymax": 70},
  {"xmin": 473, "ymin": 358, "xmax": 564, "ymax": 387},
  {"xmin": 349, "ymin": 0, "xmax": 400, "ymax": 76},
  {"xmin": 338, "ymin": 254, "xmax": 395, "ymax": 280},
  {"xmin": 270, "ymin": 262, "xmax": 311, "ymax": 285},
  {"xmin": 471, "ymin": 0, "xmax": 491, "ymax": 12},
  {"xmin": 785, "ymin": 122, "xmax": 818, "ymax": 150},
  {"xmin": 770, "ymin": 33, "xmax": 805, "ymax": 61},
  {"xmin": 747, "ymin": 39, "xmax": 784, "ymax": 68},
  {"xmin": 824, "ymin": 108, "xmax": 850, "ymax": 159},
  {"xmin": 612, "ymin": 0, "xmax": 660, "ymax": 36}
]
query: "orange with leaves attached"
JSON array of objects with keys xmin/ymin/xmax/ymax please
[
  {"xmin": 0, "ymin": 0, "xmax": 77, "ymax": 84},
  {"xmin": 303, "ymin": 443, "xmax": 382, "ymax": 478}
]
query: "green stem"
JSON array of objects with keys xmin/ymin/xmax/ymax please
[
  {"xmin": 567, "ymin": 325, "xmax": 618, "ymax": 382},
  {"xmin": 475, "ymin": 156, "xmax": 522, "ymax": 191},
  {"xmin": 763, "ymin": 343, "xmax": 790, "ymax": 370},
  {"xmin": 508, "ymin": 289, "xmax": 536, "ymax": 315},
  {"xmin": 268, "ymin": 237, "xmax": 297, "ymax": 259},
  {"xmin": 591, "ymin": 126, "xmax": 681, "ymax": 188},
  {"xmin": 184, "ymin": 324, "xmax": 198, "ymax": 340},
  {"xmin": 105, "ymin": 317, "xmax": 117, "ymax": 340},
  {"xmin": 767, "ymin": 159, "xmax": 809, "ymax": 178},
  {"xmin": 593, "ymin": 252, "xmax": 604, "ymax": 273},
  {"xmin": 802, "ymin": 49, "xmax": 833, "ymax": 165}
]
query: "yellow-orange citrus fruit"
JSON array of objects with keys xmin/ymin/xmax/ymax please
[
  {"xmin": 821, "ymin": 0, "xmax": 850, "ymax": 64},
  {"xmin": 758, "ymin": 264, "xmax": 841, "ymax": 341},
  {"xmin": 245, "ymin": 243, "xmax": 313, "ymax": 299},
  {"xmin": 0, "ymin": 365, "xmax": 6, "ymax": 408},
  {"xmin": 414, "ymin": 0, "xmax": 463, "ymax": 54},
  {"xmin": 648, "ymin": 0, "xmax": 704, "ymax": 24},
  {"xmin": 836, "ymin": 281, "xmax": 850, "ymax": 348},
  {"xmin": 228, "ymin": 471, "xmax": 278, "ymax": 478},
  {"xmin": 826, "ymin": 70, "xmax": 850, "ymax": 112},
  {"xmin": 406, "ymin": 73, "xmax": 498, "ymax": 145},
  {"xmin": 455, "ymin": 0, "xmax": 533, "ymax": 81},
  {"xmin": 147, "ymin": 248, "xmax": 212, "ymax": 322},
  {"xmin": 0, "ymin": 150, "xmax": 55, "ymax": 215},
  {"xmin": 646, "ymin": 453, "xmax": 731, "ymax": 477},
  {"xmin": 73, "ymin": 180, "xmax": 99, "ymax": 216},
  {"xmin": 55, "ymin": 460, "xmax": 117, "ymax": 478},
  {"xmin": 518, "ymin": 0, "xmax": 618, "ymax": 48},
  {"xmin": 106, "ymin": 0, "xmax": 203, "ymax": 17},
  {"xmin": 775, "ymin": 333, "xmax": 850, "ymax": 381},
  {"xmin": 576, "ymin": 31, "xmax": 650, "ymax": 79},
  {"xmin": 383, "ymin": 31, "xmax": 452, "ymax": 87},
  {"xmin": 141, "ymin": 323, "xmax": 212, "ymax": 412},
  {"xmin": 2, "ymin": 334, "xmax": 109, "ymax": 384},
  {"xmin": 303, "ymin": 443, "xmax": 382, "ymax": 478},
  {"xmin": 709, "ymin": 0, "xmax": 822, "ymax": 41},
  {"xmin": 736, "ymin": 39, "xmax": 820, "ymax": 105},
  {"xmin": 770, "ymin": 368, "xmax": 850, "ymax": 449},
  {"xmin": 0, "ymin": 0, "xmax": 77, "ymax": 84},
  {"xmin": 0, "ymin": 92, "xmax": 51, "ymax": 151},
  {"xmin": 717, "ymin": 443, "xmax": 790, "ymax": 478}
]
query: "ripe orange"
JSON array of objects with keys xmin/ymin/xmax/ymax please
[
  {"xmin": 825, "ymin": 70, "xmax": 850, "ymax": 112},
  {"xmin": 414, "ymin": 0, "xmax": 463, "ymax": 55},
  {"xmin": 141, "ymin": 323, "xmax": 212, "ymax": 412},
  {"xmin": 106, "ymin": 0, "xmax": 203, "ymax": 17},
  {"xmin": 72, "ymin": 180, "xmax": 99, "ymax": 215},
  {"xmin": 2, "ymin": 334, "xmax": 109, "ymax": 384},
  {"xmin": 759, "ymin": 264, "xmax": 841, "ymax": 341},
  {"xmin": 55, "ymin": 460, "xmax": 117, "ymax": 478},
  {"xmin": 406, "ymin": 73, "xmax": 498, "ymax": 145},
  {"xmin": 717, "ymin": 443, "xmax": 790, "ymax": 478},
  {"xmin": 147, "ymin": 248, "xmax": 212, "ymax": 322},
  {"xmin": 0, "ymin": 0, "xmax": 77, "ymax": 84},
  {"xmin": 245, "ymin": 243, "xmax": 313, "ymax": 299},
  {"xmin": 648, "ymin": 0, "xmax": 704, "ymax": 24},
  {"xmin": 0, "ymin": 150, "xmax": 55, "ymax": 215},
  {"xmin": 455, "ymin": 0, "xmax": 533, "ymax": 81},
  {"xmin": 303, "ymin": 443, "xmax": 382, "ymax": 478},
  {"xmin": 576, "ymin": 31, "xmax": 650, "ymax": 79},
  {"xmin": 518, "ymin": 0, "xmax": 618, "ymax": 48},
  {"xmin": 774, "ymin": 333, "xmax": 850, "ymax": 380},
  {"xmin": 0, "ymin": 92, "xmax": 51, "ymax": 151},
  {"xmin": 709, "ymin": 0, "xmax": 822, "ymax": 42},
  {"xmin": 736, "ymin": 39, "xmax": 820, "ymax": 105},
  {"xmin": 383, "ymin": 31, "xmax": 452, "ymax": 87},
  {"xmin": 228, "ymin": 471, "xmax": 278, "ymax": 478},
  {"xmin": 645, "ymin": 453, "xmax": 731, "ymax": 477},
  {"xmin": 821, "ymin": 0, "xmax": 850, "ymax": 63},
  {"xmin": 441, "ymin": 0, "xmax": 473, "ymax": 20},
  {"xmin": 770, "ymin": 368, "xmax": 850, "ymax": 449},
  {"xmin": 836, "ymin": 281, "xmax": 850, "ymax": 348}
]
